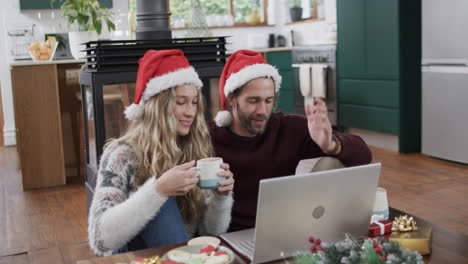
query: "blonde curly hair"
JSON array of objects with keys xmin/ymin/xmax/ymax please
[{"xmin": 110, "ymin": 86, "xmax": 213, "ymax": 223}]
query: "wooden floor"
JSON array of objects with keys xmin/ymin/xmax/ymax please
[
  {"xmin": 0, "ymin": 147, "xmax": 94, "ymax": 263},
  {"xmin": 0, "ymin": 146, "xmax": 467, "ymax": 263},
  {"xmin": 373, "ymin": 147, "xmax": 468, "ymax": 235}
]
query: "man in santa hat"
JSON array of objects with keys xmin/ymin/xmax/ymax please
[{"xmin": 209, "ymin": 49, "xmax": 372, "ymax": 231}]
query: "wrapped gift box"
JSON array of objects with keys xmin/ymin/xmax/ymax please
[
  {"xmin": 389, "ymin": 226, "xmax": 432, "ymax": 255},
  {"xmin": 368, "ymin": 220, "xmax": 393, "ymax": 237}
]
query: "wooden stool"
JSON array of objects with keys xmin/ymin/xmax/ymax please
[
  {"xmin": 58, "ymin": 65, "xmax": 83, "ymax": 181},
  {"xmin": 102, "ymin": 84, "xmax": 131, "ymax": 140}
]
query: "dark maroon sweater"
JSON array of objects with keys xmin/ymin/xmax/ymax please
[{"xmin": 209, "ymin": 112, "xmax": 372, "ymax": 231}]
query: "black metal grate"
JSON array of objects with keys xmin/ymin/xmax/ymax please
[{"xmin": 83, "ymin": 36, "xmax": 229, "ymax": 72}]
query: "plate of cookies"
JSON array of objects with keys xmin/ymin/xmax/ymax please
[{"xmin": 163, "ymin": 243, "xmax": 234, "ymax": 264}]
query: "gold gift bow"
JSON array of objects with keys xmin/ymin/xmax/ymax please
[
  {"xmin": 141, "ymin": 255, "xmax": 162, "ymax": 264},
  {"xmin": 391, "ymin": 215, "xmax": 418, "ymax": 232}
]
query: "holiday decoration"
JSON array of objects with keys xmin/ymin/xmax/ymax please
[
  {"xmin": 389, "ymin": 226, "xmax": 432, "ymax": 255},
  {"xmin": 369, "ymin": 220, "xmax": 393, "ymax": 238},
  {"xmin": 124, "ymin": 49, "xmax": 202, "ymax": 120},
  {"xmin": 131, "ymin": 255, "xmax": 163, "ymax": 264},
  {"xmin": 214, "ymin": 49, "xmax": 282, "ymax": 127},
  {"xmin": 369, "ymin": 214, "xmax": 393, "ymax": 237},
  {"xmin": 294, "ymin": 233, "xmax": 424, "ymax": 264},
  {"xmin": 391, "ymin": 215, "xmax": 418, "ymax": 232},
  {"xmin": 185, "ymin": 0, "xmax": 211, "ymax": 38},
  {"xmin": 199, "ymin": 244, "xmax": 216, "ymax": 254}
]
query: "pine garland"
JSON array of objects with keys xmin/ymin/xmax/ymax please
[{"xmin": 294, "ymin": 234, "xmax": 424, "ymax": 264}]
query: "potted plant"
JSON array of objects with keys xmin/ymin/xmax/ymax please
[
  {"xmin": 290, "ymin": 0, "xmax": 303, "ymax": 22},
  {"xmin": 51, "ymin": 0, "xmax": 115, "ymax": 60},
  {"xmin": 309, "ymin": 0, "xmax": 315, "ymax": 19}
]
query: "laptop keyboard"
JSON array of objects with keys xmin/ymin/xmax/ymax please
[{"xmin": 234, "ymin": 239, "xmax": 255, "ymax": 260}]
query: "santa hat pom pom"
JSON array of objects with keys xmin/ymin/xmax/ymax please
[
  {"xmin": 214, "ymin": 110, "xmax": 233, "ymax": 127},
  {"xmin": 124, "ymin": 103, "xmax": 144, "ymax": 120}
]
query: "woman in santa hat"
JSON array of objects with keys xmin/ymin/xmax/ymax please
[{"xmin": 88, "ymin": 50, "xmax": 234, "ymax": 256}]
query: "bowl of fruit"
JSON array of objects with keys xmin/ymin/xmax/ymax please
[{"xmin": 28, "ymin": 36, "xmax": 58, "ymax": 61}]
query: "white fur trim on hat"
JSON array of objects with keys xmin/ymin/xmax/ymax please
[
  {"xmin": 125, "ymin": 66, "xmax": 202, "ymax": 120},
  {"xmin": 124, "ymin": 103, "xmax": 144, "ymax": 120},
  {"xmin": 214, "ymin": 110, "xmax": 233, "ymax": 127},
  {"xmin": 224, "ymin": 63, "xmax": 282, "ymax": 96},
  {"xmin": 142, "ymin": 66, "xmax": 203, "ymax": 102}
]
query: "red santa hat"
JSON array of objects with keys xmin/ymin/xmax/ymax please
[
  {"xmin": 214, "ymin": 50, "xmax": 282, "ymax": 127},
  {"xmin": 124, "ymin": 49, "xmax": 203, "ymax": 120}
]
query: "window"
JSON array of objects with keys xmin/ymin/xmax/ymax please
[
  {"xmin": 169, "ymin": 0, "xmax": 267, "ymax": 28},
  {"xmin": 288, "ymin": 0, "xmax": 325, "ymax": 23}
]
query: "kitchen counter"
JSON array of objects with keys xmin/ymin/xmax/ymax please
[
  {"xmin": 226, "ymin": 47, "xmax": 292, "ymax": 54},
  {"xmin": 10, "ymin": 62, "xmax": 83, "ymax": 189},
  {"xmin": 9, "ymin": 42, "xmax": 337, "ymax": 66},
  {"xmin": 10, "ymin": 59, "xmax": 85, "ymax": 67},
  {"xmin": 293, "ymin": 41, "xmax": 337, "ymax": 47},
  {"xmin": 254, "ymin": 47, "xmax": 293, "ymax": 52},
  {"xmin": 230, "ymin": 42, "xmax": 337, "ymax": 54}
]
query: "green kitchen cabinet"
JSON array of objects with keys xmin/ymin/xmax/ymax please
[
  {"xmin": 338, "ymin": 0, "xmax": 399, "ymax": 80},
  {"xmin": 337, "ymin": 0, "xmax": 421, "ymax": 153},
  {"xmin": 265, "ymin": 50, "xmax": 295, "ymax": 114},
  {"xmin": 20, "ymin": 0, "xmax": 113, "ymax": 10}
]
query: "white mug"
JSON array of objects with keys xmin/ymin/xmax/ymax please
[
  {"xmin": 372, "ymin": 187, "xmax": 389, "ymax": 219},
  {"xmin": 196, "ymin": 157, "xmax": 224, "ymax": 189}
]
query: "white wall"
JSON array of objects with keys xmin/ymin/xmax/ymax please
[
  {"xmin": 0, "ymin": 2, "xmax": 21, "ymax": 146},
  {"xmin": 1, "ymin": 0, "xmax": 336, "ymax": 146},
  {"xmin": 278, "ymin": 0, "xmax": 336, "ymax": 46}
]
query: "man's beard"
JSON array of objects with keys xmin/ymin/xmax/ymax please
[{"xmin": 235, "ymin": 101, "xmax": 271, "ymax": 136}]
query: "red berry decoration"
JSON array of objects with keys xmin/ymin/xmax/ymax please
[
  {"xmin": 315, "ymin": 239, "xmax": 321, "ymax": 246},
  {"xmin": 308, "ymin": 236, "xmax": 315, "ymax": 243},
  {"xmin": 380, "ymin": 255, "xmax": 387, "ymax": 261},
  {"xmin": 310, "ymin": 245, "xmax": 316, "ymax": 252},
  {"xmin": 373, "ymin": 241, "xmax": 379, "ymax": 248},
  {"xmin": 317, "ymin": 246, "xmax": 324, "ymax": 251},
  {"xmin": 375, "ymin": 246, "xmax": 383, "ymax": 254}
]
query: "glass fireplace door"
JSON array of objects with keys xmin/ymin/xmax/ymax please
[{"xmin": 102, "ymin": 83, "xmax": 135, "ymax": 140}]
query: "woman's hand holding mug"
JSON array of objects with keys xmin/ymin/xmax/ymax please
[{"xmin": 156, "ymin": 160, "xmax": 199, "ymax": 197}]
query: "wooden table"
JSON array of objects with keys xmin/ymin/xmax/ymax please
[{"xmin": 76, "ymin": 208, "xmax": 468, "ymax": 264}]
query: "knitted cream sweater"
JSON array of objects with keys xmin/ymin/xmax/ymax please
[{"xmin": 88, "ymin": 142, "xmax": 234, "ymax": 256}]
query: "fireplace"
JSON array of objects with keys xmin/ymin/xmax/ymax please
[{"xmin": 79, "ymin": 0, "xmax": 227, "ymax": 209}]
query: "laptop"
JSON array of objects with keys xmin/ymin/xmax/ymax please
[{"xmin": 220, "ymin": 163, "xmax": 381, "ymax": 263}]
